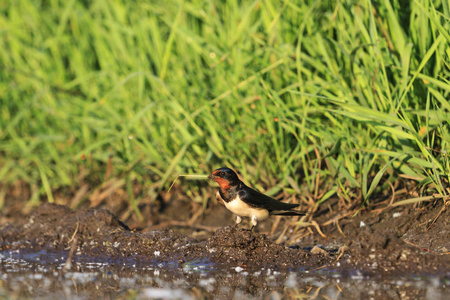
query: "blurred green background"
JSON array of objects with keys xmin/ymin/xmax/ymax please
[{"xmin": 0, "ymin": 0, "xmax": 449, "ymax": 213}]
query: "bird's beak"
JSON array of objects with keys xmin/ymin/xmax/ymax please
[{"xmin": 207, "ymin": 174, "xmax": 216, "ymax": 180}]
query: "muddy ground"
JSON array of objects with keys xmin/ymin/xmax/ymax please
[
  {"xmin": 0, "ymin": 192, "xmax": 449, "ymax": 276},
  {"xmin": 0, "ymin": 183, "xmax": 449, "ymax": 300}
]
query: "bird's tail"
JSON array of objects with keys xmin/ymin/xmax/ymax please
[{"xmin": 270, "ymin": 210, "xmax": 305, "ymax": 216}]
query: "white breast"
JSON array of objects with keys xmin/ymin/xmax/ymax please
[{"xmin": 224, "ymin": 195, "xmax": 269, "ymax": 221}]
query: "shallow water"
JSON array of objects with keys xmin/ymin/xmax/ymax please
[{"xmin": 0, "ymin": 250, "xmax": 448, "ymax": 299}]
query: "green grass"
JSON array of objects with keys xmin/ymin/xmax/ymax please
[{"xmin": 0, "ymin": 0, "xmax": 449, "ymax": 213}]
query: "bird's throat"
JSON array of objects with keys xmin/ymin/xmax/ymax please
[{"xmin": 214, "ymin": 178, "xmax": 231, "ymax": 190}]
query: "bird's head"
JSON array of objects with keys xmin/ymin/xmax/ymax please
[{"xmin": 208, "ymin": 167, "xmax": 240, "ymax": 190}]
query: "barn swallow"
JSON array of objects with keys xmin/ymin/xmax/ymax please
[{"xmin": 208, "ymin": 167, "xmax": 304, "ymax": 230}]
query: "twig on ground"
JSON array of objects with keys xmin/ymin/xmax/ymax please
[
  {"xmin": 427, "ymin": 204, "xmax": 447, "ymax": 230},
  {"xmin": 64, "ymin": 220, "xmax": 80, "ymax": 271},
  {"xmin": 63, "ymin": 236, "xmax": 79, "ymax": 271},
  {"xmin": 335, "ymin": 246, "xmax": 349, "ymax": 262},
  {"xmin": 403, "ymin": 240, "xmax": 450, "ymax": 255},
  {"xmin": 68, "ymin": 221, "xmax": 79, "ymax": 244}
]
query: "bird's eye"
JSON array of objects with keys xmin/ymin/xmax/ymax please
[{"xmin": 219, "ymin": 171, "xmax": 225, "ymax": 177}]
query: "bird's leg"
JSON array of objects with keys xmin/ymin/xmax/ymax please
[
  {"xmin": 250, "ymin": 216, "xmax": 258, "ymax": 231},
  {"xmin": 235, "ymin": 215, "xmax": 243, "ymax": 227}
]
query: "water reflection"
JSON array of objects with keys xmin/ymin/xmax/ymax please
[{"xmin": 0, "ymin": 250, "xmax": 448, "ymax": 299}]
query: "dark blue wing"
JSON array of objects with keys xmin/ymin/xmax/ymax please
[{"xmin": 238, "ymin": 185, "xmax": 299, "ymax": 211}]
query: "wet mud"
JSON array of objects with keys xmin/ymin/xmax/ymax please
[
  {"xmin": 0, "ymin": 204, "xmax": 331, "ymax": 270},
  {"xmin": 0, "ymin": 201, "xmax": 449, "ymax": 298}
]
